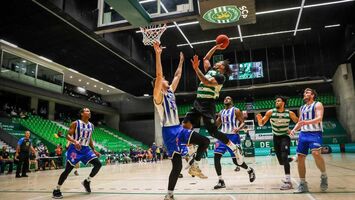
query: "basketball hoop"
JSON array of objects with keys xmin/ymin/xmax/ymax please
[{"xmin": 140, "ymin": 24, "xmax": 167, "ymax": 46}]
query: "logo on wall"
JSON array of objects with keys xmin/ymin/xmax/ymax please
[
  {"xmin": 245, "ymin": 140, "xmax": 252, "ymax": 148},
  {"xmin": 202, "ymin": 5, "xmax": 249, "ymax": 24}
]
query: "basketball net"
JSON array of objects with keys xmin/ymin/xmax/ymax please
[{"xmin": 140, "ymin": 24, "xmax": 167, "ymax": 46}]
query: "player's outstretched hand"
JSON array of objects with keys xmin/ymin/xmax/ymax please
[
  {"xmin": 191, "ymin": 55, "xmax": 200, "ymax": 71},
  {"xmin": 153, "ymin": 41, "xmax": 162, "ymax": 54},
  {"xmin": 179, "ymin": 52, "xmax": 184, "ymax": 62},
  {"xmin": 215, "ymin": 43, "xmax": 225, "ymax": 50}
]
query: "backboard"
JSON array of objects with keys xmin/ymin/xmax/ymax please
[{"xmin": 97, "ymin": 0, "xmax": 197, "ymax": 32}]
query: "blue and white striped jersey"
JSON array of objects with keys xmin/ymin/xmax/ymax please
[
  {"xmin": 300, "ymin": 101, "xmax": 323, "ymax": 132},
  {"xmin": 155, "ymin": 88, "xmax": 180, "ymax": 127},
  {"xmin": 74, "ymin": 120, "xmax": 94, "ymax": 146},
  {"xmin": 220, "ymin": 107, "xmax": 239, "ymax": 134}
]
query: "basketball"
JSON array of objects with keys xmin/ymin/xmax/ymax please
[{"xmin": 216, "ymin": 34, "xmax": 230, "ymax": 49}]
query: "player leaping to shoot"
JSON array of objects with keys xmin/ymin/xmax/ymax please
[{"xmin": 183, "ymin": 42, "xmax": 244, "ymax": 177}]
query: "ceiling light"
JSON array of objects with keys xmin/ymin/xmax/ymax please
[
  {"xmin": 256, "ymin": 6, "xmax": 300, "ymax": 15},
  {"xmin": 22, "ymin": 60, "xmax": 27, "ymax": 63},
  {"xmin": 0, "ymin": 39, "xmax": 18, "ymax": 48},
  {"xmin": 94, "ymin": 85, "xmax": 97, "ymax": 87},
  {"xmin": 69, "ymin": 76, "xmax": 73, "ymax": 78},
  {"xmin": 324, "ymin": 24, "xmax": 341, "ymax": 28},
  {"xmin": 177, "ymin": 28, "xmax": 311, "ymax": 47},
  {"xmin": 107, "ymin": 90, "xmax": 110, "ymax": 92},
  {"xmin": 100, "ymin": 87, "xmax": 103, "ymax": 90},
  {"xmin": 86, "ymin": 82, "xmax": 90, "ymax": 85},
  {"xmin": 139, "ymin": 0, "xmax": 156, "ymax": 4},
  {"xmin": 110, "ymin": 7, "xmax": 113, "ymax": 10},
  {"xmin": 143, "ymin": 94, "xmax": 149, "ymax": 96},
  {"xmin": 78, "ymin": 79, "xmax": 82, "ymax": 82},
  {"xmin": 293, "ymin": 0, "xmax": 306, "ymax": 36},
  {"xmin": 134, "ymin": 0, "xmax": 353, "ymax": 35},
  {"xmin": 304, "ymin": 0, "xmax": 354, "ymax": 9},
  {"xmin": 256, "ymin": 0, "xmax": 354, "ymax": 15},
  {"xmin": 237, "ymin": 25, "xmax": 243, "ymax": 42},
  {"xmin": 160, "ymin": 2, "xmax": 193, "ymax": 48}
]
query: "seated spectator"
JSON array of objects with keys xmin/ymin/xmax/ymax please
[
  {"xmin": 19, "ymin": 111, "xmax": 28, "ymax": 119},
  {"xmin": 122, "ymin": 151, "xmax": 131, "ymax": 164},
  {"xmin": 29, "ymin": 149, "xmax": 38, "ymax": 172},
  {"xmin": 10, "ymin": 109, "xmax": 17, "ymax": 117},
  {"xmin": 0, "ymin": 145, "xmax": 14, "ymax": 174},
  {"xmin": 37, "ymin": 143, "xmax": 49, "ymax": 170}
]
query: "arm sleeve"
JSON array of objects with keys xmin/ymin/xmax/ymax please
[{"xmin": 214, "ymin": 74, "xmax": 226, "ymax": 85}]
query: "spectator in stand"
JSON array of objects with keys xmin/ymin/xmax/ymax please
[
  {"xmin": 137, "ymin": 149, "xmax": 143, "ymax": 163},
  {"xmin": 0, "ymin": 145, "xmax": 14, "ymax": 174},
  {"xmin": 40, "ymin": 107, "xmax": 47, "ymax": 118},
  {"xmin": 55, "ymin": 144, "xmax": 63, "ymax": 169},
  {"xmin": 156, "ymin": 146, "xmax": 161, "ymax": 162},
  {"xmin": 147, "ymin": 148, "xmax": 153, "ymax": 162},
  {"xmin": 151, "ymin": 143, "xmax": 157, "ymax": 163},
  {"xmin": 10, "ymin": 107, "xmax": 17, "ymax": 117},
  {"xmin": 37, "ymin": 143, "xmax": 49, "ymax": 170},
  {"xmin": 122, "ymin": 151, "xmax": 131, "ymax": 164}
]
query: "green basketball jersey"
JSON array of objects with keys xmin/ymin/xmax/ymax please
[
  {"xmin": 196, "ymin": 69, "xmax": 223, "ymax": 99},
  {"xmin": 270, "ymin": 108, "xmax": 291, "ymax": 136}
]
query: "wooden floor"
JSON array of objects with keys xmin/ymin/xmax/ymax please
[{"xmin": 1, "ymin": 153, "xmax": 355, "ymax": 200}]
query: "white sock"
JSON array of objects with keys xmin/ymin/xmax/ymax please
[
  {"xmin": 321, "ymin": 172, "xmax": 327, "ymax": 177},
  {"xmin": 246, "ymin": 167, "xmax": 251, "ymax": 172},
  {"xmin": 300, "ymin": 178, "xmax": 306, "ymax": 183},
  {"xmin": 86, "ymin": 176, "xmax": 92, "ymax": 182},
  {"xmin": 168, "ymin": 190, "xmax": 174, "ymax": 196},
  {"xmin": 194, "ymin": 160, "xmax": 200, "ymax": 166},
  {"xmin": 218, "ymin": 175, "xmax": 223, "ymax": 180},
  {"xmin": 285, "ymin": 174, "xmax": 291, "ymax": 182},
  {"xmin": 56, "ymin": 185, "xmax": 61, "ymax": 190}
]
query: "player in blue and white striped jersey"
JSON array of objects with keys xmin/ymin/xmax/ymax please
[
  {"xmin": 53, "ymin": 108, "xmax": 102, "ymax": 199},
  {"xmin": 213, "ymin": 96, "xmax": 255, "ymax": 189},
  {"xmin": 291, "ymin": 88, "xmax": 328, "ymax": 193},
  {"xmin": 152, "ymin": 42, "xmax": 210, "ymax": 200}
]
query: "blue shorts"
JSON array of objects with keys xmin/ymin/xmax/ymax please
[
  {"xmin": 297, "ymin": 131, "xmax": 323, "ymax": 155},
  {"xmin": 162, "ymin": 125, "xmax": 192, "ymax": 158},
  {"xmin": 180, "ymin": 144, "xmax": 189, "ymax": 157},
  {"xmin": 214, "ymin": 134, "xmax": 240, "ymax": 157},
  {"xmin": 66, "ymin": 144, "xmax": 97, "ymax": 166}
]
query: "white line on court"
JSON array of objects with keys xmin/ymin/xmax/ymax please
[{"xmin": 228, "ymin": 194, "xmax": 237, "ymax": 200}]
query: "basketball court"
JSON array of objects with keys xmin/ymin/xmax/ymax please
[
  {"xmin": 0, "ymin": 0, "xmax": 355, "ymax": 200},
  {"xmin": 1, "ymin": 154, "xmax": 355, "ymax": 200}
]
